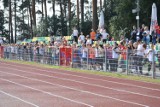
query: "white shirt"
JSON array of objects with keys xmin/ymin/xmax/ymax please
[
  {"xmin": 148, "ymin": 49, "xmax": 157, "ymax": 62},
  {"xmin": 112, "ymin": 47, "xmax": 119, "ymax": 59},
  {"xmin": 11, "ymin": 46, "xmax": 14, "ymax": 53},
  {"xmin": 82, "ymin": 48, "xmax": 87, "ymax": 58},
  {"xmin": 86, "ymin": 39, "xmax": 92, "ymax": 45},
  {"xmin": 136, "ymin": 44, "xmax": 144, "ymax": 56},
  {"xmin": 102, "ymin": 33, "xmax": 109, "ymax": 39},
  {"xmin": 144, "ymin": 48, "xmax": 149, "ymax": 59},
  {"xmin": 39, "ymin": 47, "xmax": 45, "ymax": 55},
  {"xmin": 95, "ymin": 48, "xmax": 98, "ymax": 57},
  {"xmin": 73, "ymin": 29, "xmax": 78, "ymax": 37},
  {"xmin": 79, "ymin": 35, "xmax": 85, "ymax": 42},
  {"xmin": 0, "ymin": 39, "xmax": 3, "ymax": 44}
]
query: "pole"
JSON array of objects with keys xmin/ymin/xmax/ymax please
[
  {"xmin": 136, "ymin": 0, "xmax": 140, "ymax": 29},
  {"xmin": 14, "ymin": 0, "xmax": 17, "ymax": 43},
  {"xmin": 152, "ymin": 49, "xmax": 155, "ymax": 79}
]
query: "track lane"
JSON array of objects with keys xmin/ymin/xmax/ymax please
[
  {"xmin": 0, "ymin": 77, "xmax": 94, "ymax": 107},
  {"xmin": 2, "ymin": 61, "xmax": 160, "ymax": 90},
  {"xmin": 0, "ymin": 90, "xmax": 38, "ymax": 107},
  {"xmin": 0, "ymin": 65, "xmax": 159, "ymax": 104},
  {"xmin": 0, "ymin": 71, "xmax": 138, "ymax": 107}
]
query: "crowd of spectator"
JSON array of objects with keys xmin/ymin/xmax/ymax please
[{"xmin": 0, "ymin": 24, "xmax": 160, "ymax": 76}]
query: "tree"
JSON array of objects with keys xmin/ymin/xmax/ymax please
[
  {"xmin": 77, "ymin": 0, "xmax": 80, "ymax": 30},
  {"xmin": 80, "ymin": 0, "xmax": 84, "ymax": 32},
  {"xmin": 68, "ymin": 0, "xmax": 71, "ymax": 35},
  {"xmin": 51, "ymin": 0, "xmax": 56, "ymax": 34},
  {"xmin": 32, "ymin": 0, "xmax": 36, "ymax": 28},
  {"xmin": 92, "ymin": 0, "xmax": 98, "ymax": 31},
  {"xmin": 9, "ymin": 0, "xmax": 14, "ymax": 43},
  {"xmin": 0, "ymin": 10, "xmax": 5, "ymax": 36}
]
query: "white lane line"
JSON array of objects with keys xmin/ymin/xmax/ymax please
[
  {"xmin": 3, "ymin": 61, "xmax": 160, "ymax": 86},
  {"xmin": 0, "ymin": 70, "xmax": 149, "ymax": 107},
  {"xmin": 1, "ymin": 61, "xmax": 160, "ymax": 86},
  {"xmin": 1, "ymin": 66, "xmax": 160, "ymax": 100},
  {"xmin": 2, "ymin": 62, "xmax": 160, "ymax": 92},
  {"xmin": 1, "ymin": 68, "xmax": 160, "ymax": 99},
  {"xmin": 0, "ymin": 78, "xmax": 94, "ymax": 107},
  {"xmin": 0, "ymin": 89, "xmax": 39, "ymax": 107}
]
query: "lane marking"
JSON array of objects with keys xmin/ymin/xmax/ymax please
[
  {"xmin": 1, "ymin": 66, "xmax": 160, "ymax": 100},
  {"xmin": 0, "ymin": 70, "xmax": 150, "ymax": 107},
  {"xmin": 3, "ymin": 61, "xmax": 160, "ymax": 86},
  {"xmin": 1, "ymin": 61, "xmax": 160, "ymax": 85},
  {"xmin": 0, "ymin": 89, "xmax": 39, "ymax": 107},
  {"xmin": 0, "ymin": 78, "xmax": 94, "ymax": 107},
  {"xmin": 2, "ymin": 62, "xmax": 160, "ymax": 92}
]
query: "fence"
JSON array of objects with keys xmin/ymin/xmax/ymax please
[{"xmin": 0, "ymin": 45, "xmax": 160, "ymax": 79}]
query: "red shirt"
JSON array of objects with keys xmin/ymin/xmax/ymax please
[
  {"xmin": 119, "ymin": 44, "xmax": 127, "ymax": 60},
  {"xmin": 90, "ymin": 31, "xmax": 96, "ymax": 40},
  {"xmin": 155, "ymin": 25, "xmax": 160, "ymax": 34}
]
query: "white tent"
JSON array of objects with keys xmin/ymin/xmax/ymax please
[
  {"xmin": 150, "ymin": 3, "xmax": 158, "ymax": 35},
  {"xmin": 98, "ymin": 10, "xmax": 104, "ymax": 31}
]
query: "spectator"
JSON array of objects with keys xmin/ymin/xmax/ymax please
[
  {"xmin": 135, "ymin": 40, "xmax": 144, "ymax": 74},
  {"xmin": 86, "ymin": 35, "xmax": 92, "ymax": 45},
  {"xmin": 155, "ymin": 25, "xmax": 160, "ymax": 43},
  {"xmin": 78, "ymin": 32, "xmax": 85, "ymax": 44},
  {"xmin": 140, "ymin": 24, "xmax": 145, "ymax": 40},
  {"xmin": 95, "ymin": 30, "xmax": 102, "ymax": 41},
  {"xmin": 111, "ymin": 42, "xmax": 120, "ymax": 72},
  {"xmin": 142, "ymin": 26, "xmax": 150, "ymax": 45},
  {"xmin": 131, "ymin": 25, "xmax": 137, "ymax": 42},
  {"xmin": 145, "ymin": 44, "xmax": 157, "ymax": 75},
  {"xmin": 151, "ymin": 31, "xmax": 157, "ymax": 45},
  {"xmin": 0, "ymin": 37, "xmax": 3, "ymax": 44},
  {"xmin": 101, "ymin": 29, "xmax": 109, "ymax": 44},
  {"xmin": 90, "ymin": 29, "xmax": 96, "ymax": 43},
  {"xmin": 72, "ymin": 27, "xmax": 79, "ymax": 43},
  {"xmin": 119, "ymin": 40, "xmax": 127, "ymax": 72},
  {"xmin": 104, "ymin": 43, "xmax": 112, "ymax": 71}
]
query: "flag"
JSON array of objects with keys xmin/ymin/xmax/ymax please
[{"xmin": 150, "ymin": 3, "xmax": 158, "ymax": 35}]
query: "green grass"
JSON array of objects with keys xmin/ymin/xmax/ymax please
[{"xmin": 1, "ymin": 59, "xmax": 160, "ymax": 84}]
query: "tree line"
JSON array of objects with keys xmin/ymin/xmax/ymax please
[{"xmin": 0, "ymin": 0, "xmax": 160, "ymax": 43}]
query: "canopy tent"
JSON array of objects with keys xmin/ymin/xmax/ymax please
[
  {"xmin": 150, "ymin": 3, "xmax": 158, "ymax": 35},
  {"xmin": 98, "ymin": 10, "xmax": 105, "ymax": 32}
]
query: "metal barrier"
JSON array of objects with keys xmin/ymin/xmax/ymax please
[{"xmin": 0, "ymin": 45, "xmax": 160, "ymax": 79}]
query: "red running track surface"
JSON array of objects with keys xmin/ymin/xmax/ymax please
[{"xmin": 0, "ymin": 61, "xmax": 160, "ymax": 107}]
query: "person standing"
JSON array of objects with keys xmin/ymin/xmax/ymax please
[
  {"xmin": 131, "ymin": 25, "xmax": 137, "ymax": 42},
  {"xmin": 78, "ymin": 32, "xmax": 85, "ymax": 44},
  {"xmin": 90, "ymin": 29, "xmax": 96, "ymax": 44},
  {"xmin": 135, "ymin": 40, "xmax": 144, "ymax": 74},
  {"xmin": 155, "ymin": 25, "xmax": 160, "ymax": 43},
  {"xmin": 72, "ymin": 27, "xmax": 79, "ymax": 43},
  {"xmin": 142, "ymin": 26, "xmax": 150, "ymax": 45},
  {"xmin": 101, "ymin": 29, "xmax": 109, "ymax": 44},
  {"xmin": 111, "ymin": 42, "xmax": 120, "ymax": 72},
  {"xmin": 145, "ymin": 44, "xmax": 157, "ymax": 75}
]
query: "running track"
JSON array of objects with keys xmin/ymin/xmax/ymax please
[{"xmin": 0, "ymin": 61, "xmax": 160, "ymax": 107}]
